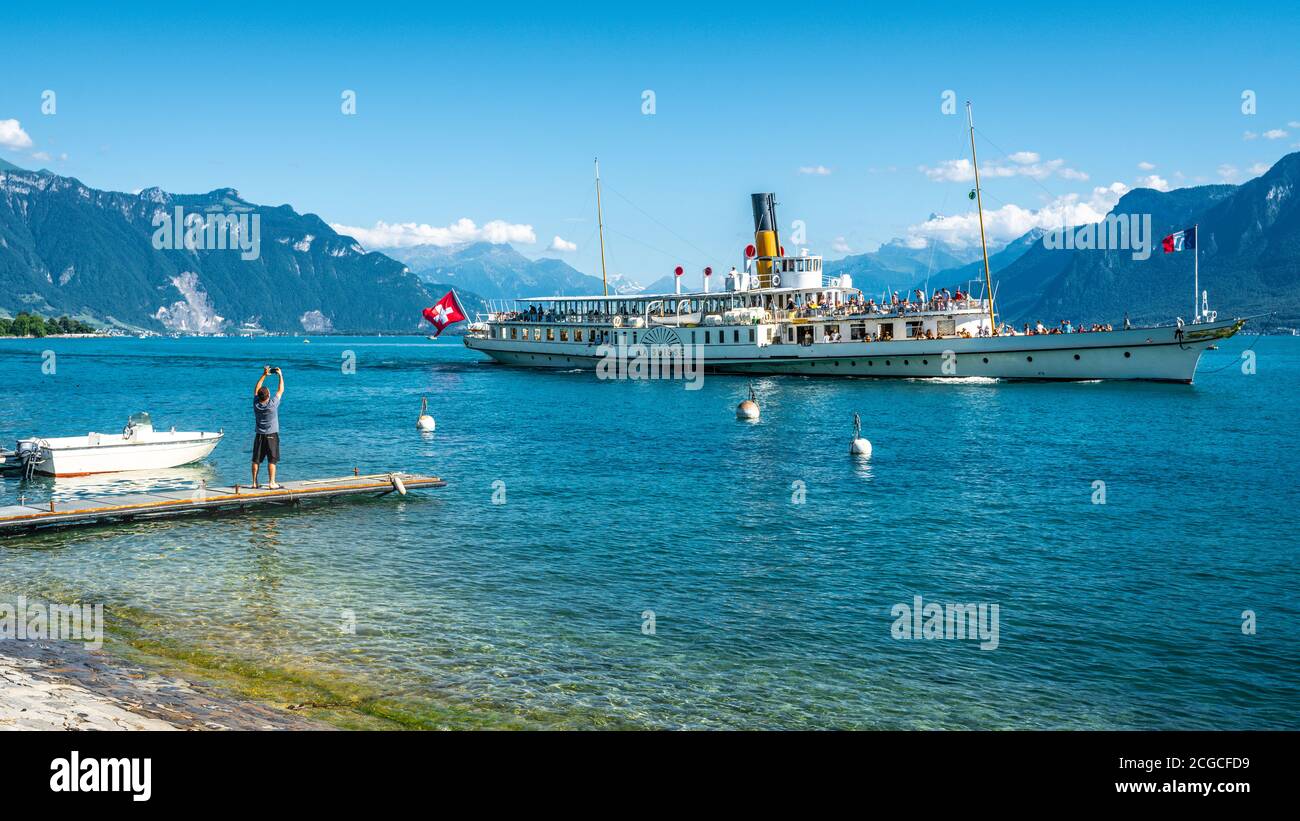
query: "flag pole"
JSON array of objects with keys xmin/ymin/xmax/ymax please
[
  {"xmin": 1193, "ymin": 223, "xmax": 1199, "ymax": 322},
  {"xmin": 595, "ymin": 158, "xmax": 609, "ymax": 298},
  {"xmin": 966, "ymin": 101, "xmax": 997, "ymax": 334}
]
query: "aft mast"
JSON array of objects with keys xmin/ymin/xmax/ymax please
[
  {"xmin": 966, "ymin": 101, "xmax": 997, "ymax": 333},
  {"xmin": 595, "ymin": 157, "xmax": 609, "ymax": 297}
]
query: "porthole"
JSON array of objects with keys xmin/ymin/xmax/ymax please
[
  {"xmin": 982, "ymin": 357, "xmax": 989, "ymax": 364},
  {"xmin": 1026, "ymin": 356, "xmax": 1033, "ymax": 362},
  {"xmin": 885, "ymin": 360, "xmax": 891, "ymax": 366},
  {"xmin": 1124, "ymin": 351, "xmax": 1131, "ymax": 358},
  {"xmin": 1073, "ymin": 354, "xmax": 1080, "ymax": 361},
  {"xmin": 922, "ymin": 359, "xmax": 929, "ymax": 365},
  {"xmin": 868, "ymin": 361, "xmax": 874, "ymax": 366},
  {"xmin": 903, "ymin": 359, "xmax": 910, "ymax": 365}
]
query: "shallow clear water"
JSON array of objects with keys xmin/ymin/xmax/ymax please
[{"xmin": 1, "ymin": 334, "xmax": 1297, "ymax": 728}]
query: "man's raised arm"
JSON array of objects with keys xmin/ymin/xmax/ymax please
[
  {"xmin": 275, "ymin": 367, "xmax": 285, "ymax": 398},
  {"xmin": 255, "ymin": 365, "xmax": 269, "ymax": 398}
]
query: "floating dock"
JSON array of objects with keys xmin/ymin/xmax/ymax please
[{"xmin": 0, "ymin": 472, "xmax": 445, "ymax": 536}]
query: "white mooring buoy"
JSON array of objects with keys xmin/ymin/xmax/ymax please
[
  {"xmin": 416, "ymin": 397, "xmax": 436, "ymax": 432},
  {"xmin": 849, "ymin": 412, "xmax": 872, "ymax": 457},
  {"xmin": 736, "ymin": 384, "xmax": 760, "ymax": 421}
]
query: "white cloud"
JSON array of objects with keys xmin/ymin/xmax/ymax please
[
  {"xmin": 30, "ymin": 151, "xmax": 51, "ymax": 162},
  {"xmin": 548, "ymin": 235, "xmax": 577, "ymax": 252},
  {"xmin": 903, "ymin": 182, "xmax": 1129, "ymax": 248},
  {"xmin": 1217, "ymin": 164, "xmax": 1241, "ymax": 182},
  {"xmin": 0, "ymin": 119, "xmax": 33, "ymax": 150},
  {"xmin": 1135, "ymin": 174, "xmax": 1170, "ymax": 192},
  {"xmin": 1263, "ymin": 128, "xmax": 1288, "ymax": 140},
  {"xmin": 1243, "ymin": 131, "xmax": 1258, "ymax": 141},
  {"xmin": 1248, "ymin": 162, "xmax": 1270, "ymax": 175},
  {"xmin": 919, "ymin": 153, "xmax": 1086, "ymax": 182},
  {"xmin": 831, "ymin": 236, "xmax": 850, "ymax": 253},
  {"xmin": 1137, "ymin": 161, "xmax": 1156, "ymax": 171},
  {"xmin": 328, "ymin": 218, "xmax": 537, "ymax": 249},
  {"xmin": 1289, "ymin": 121, "xmax": 1300, "ymax": 129},
  {"xmin": 798, "ymin": 165, "xmax": 832, "ymax": 176}
]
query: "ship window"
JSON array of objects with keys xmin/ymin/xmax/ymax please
[
  {"xmin": 691, "ymin": 331, "xmax": 696, "ymax": 344},
  {"xmin": 748, "ymin": 329, "xmax": 755, "ymax": 342},
  {"xmin": 547, "ymin": 328, "xmax": 555, "ymax": 341},
  {"xmin": 559, "ymin": 329, "xmax": 568, "ymax": 341},
  {"xmin": 937, "ymin": 319, "xmax": 956, "ymax": 337},
  {"xmin": 533, "ymin": 328, "xmax": 541, "ymax": 341},
  {"xmin": 851, "ymin": 323, "xmax": 866, "ymax": 341},
  {"xmin": 734, "ymin": 330, "xmax": 740, "ymax": 343},
  {"xmin": 705, "ymin": 331, "xmax": 711, "ymax": 344},
  {"xmin": 906, "ymin": 321, "xmax": 924, "ymax": 339},
  {"xmin": 632, "ymin": 332, "xmax": 637, "ymax": 344},
  {"xmin": 788, "ymin": 328, "xmax": 795, "ymax": 342},
  {"xmin": 575, "ymin": 329, "xmax": 583, "ymax": 341},
  {"xmin": 879, "ymin": 324, "xmax": 894, "ymax": 341}
]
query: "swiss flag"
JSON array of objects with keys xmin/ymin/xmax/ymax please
[{"xmin": 422, "ymin": 290, "xmax": 467, "ymax": 336}]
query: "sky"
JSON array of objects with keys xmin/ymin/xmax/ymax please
[{"xmin": 3, "ymin": 1, "xmax": 1299, "ymax": 285}]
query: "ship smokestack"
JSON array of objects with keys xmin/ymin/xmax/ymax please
[{"xmin": 751, "ymin": 193, "xmax": 780, "ymax": 287}]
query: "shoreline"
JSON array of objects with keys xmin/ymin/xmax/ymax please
[{"xmin": 0, "ymin": 640, "xmax": 330, "ymax": 731}]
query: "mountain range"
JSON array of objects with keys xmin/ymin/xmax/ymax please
[
  {"xmin": 0, "ymin": 159, "xmax": 469, "ymax": 333},
  {"xmin": 3, "ymin": 153, "xmax": 1298, "ymax": 332},
  {"xmin": 383, "ymin": 242, "xmax": 646, "ymax": 301},
  {"xmin": 992, "ymin": 155, "xmax": 1299, "ymax": 326}
]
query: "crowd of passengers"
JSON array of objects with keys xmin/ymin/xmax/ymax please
[{"xmin": 496, "ymin": 292, "xmax": 1118, "ymax": 336}]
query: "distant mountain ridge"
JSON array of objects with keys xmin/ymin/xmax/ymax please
[
  {"xmin": 822, "ymin": 238, "xmax": 985, "ymax": 297},
  {"xmin": 0, "ymin": 162, "xmax": 461, "ymax": 333},
  {"xmin": 989, "ymin": 156, "xmax": 1298, "ymax": 326},
  {"xmin": 385, "ymin": 242, "xmax": 645, "ymax": 300}
]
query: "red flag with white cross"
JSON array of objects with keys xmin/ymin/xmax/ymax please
[{"xmin": 422, "ymin": 290, "xmax": 467, "ymax": 336}]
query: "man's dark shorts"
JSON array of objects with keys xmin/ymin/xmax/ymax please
[{"xmin": 252, "ymin": 432, "xmax": 280, "ymax": 464}]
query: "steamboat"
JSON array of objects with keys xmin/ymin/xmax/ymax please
[{"xmin": 464, "ymin": 109, "xmax": 1244, "ymax": 383}]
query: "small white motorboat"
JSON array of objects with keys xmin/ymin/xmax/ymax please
[{"xmin": 3, "ymin": 412, "xmax": 223, "ymax": 477}]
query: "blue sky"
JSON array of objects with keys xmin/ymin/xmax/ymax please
[{"xmin": 3, "ymin": 1, "xmax": 1299, "ymax": 284}]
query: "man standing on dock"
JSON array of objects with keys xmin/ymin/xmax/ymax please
[{"xmin": 252, "ymin": 366, "xmax": 285, "ymax": 489}]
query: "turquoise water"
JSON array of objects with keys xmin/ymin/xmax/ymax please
[{"xmin": 1, "ymin": 334, "xmax": 1297, "ymax": 728}]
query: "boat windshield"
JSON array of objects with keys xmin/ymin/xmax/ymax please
[{"xmin": 128, "ymin": 411, "xmax": 152, "ymax": 427}]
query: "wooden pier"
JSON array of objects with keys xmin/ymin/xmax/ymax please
[{"xmin": 0, "ymin": 472, "xmax": 445, "ymax": 536}]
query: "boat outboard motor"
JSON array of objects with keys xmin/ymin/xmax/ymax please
[{"xmin": 15, "ymin": 440, "xmax": 44, "ymax": 481}]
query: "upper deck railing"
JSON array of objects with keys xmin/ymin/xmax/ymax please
[{"xmin": 482, "ymin": 295, "xmax": 988, "ymax": 327}]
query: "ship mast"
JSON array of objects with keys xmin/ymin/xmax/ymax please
[
  {"xmin": 966, "ymin": 102, "xmax": 997, "ymax": 333},
  {"xmin": 595, "ymin": 157, "xmax": 609, "ymax": 297}
]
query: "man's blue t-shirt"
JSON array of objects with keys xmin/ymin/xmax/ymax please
[{"xmin": 254, "ymin": 395, "xmax": 280, "ymax": 434}]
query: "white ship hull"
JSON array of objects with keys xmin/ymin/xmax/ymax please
[
  {"xmin": 465, "ymin": 318, "xmax": 1243, "ymax": 384},
  {"xmin": 21, "ymin": 430, "xmax": 223, "ymax": 477}
]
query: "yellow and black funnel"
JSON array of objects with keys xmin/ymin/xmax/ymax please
[{"xmin": 751, "ymin": 193, "xmax": 780, "ymax": 287}]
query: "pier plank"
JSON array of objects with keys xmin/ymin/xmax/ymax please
[{"xmin": 0, "ymin": 472, "xmax": 444, "ymax": 536}]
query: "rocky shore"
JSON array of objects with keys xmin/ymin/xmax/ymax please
[{"xmin": 0, "ymin": 641, "xmax": 328, "ymax": 731}]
